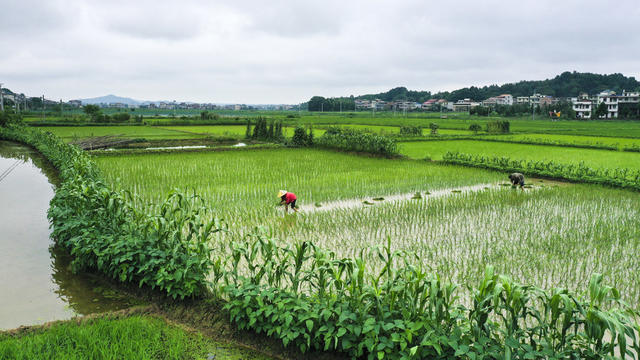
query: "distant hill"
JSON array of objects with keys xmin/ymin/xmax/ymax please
[
  {"xmin": 79, "ymin": 94, "xmax": 143, "ymax": 106},
  {"xmin": 355, "ymin": 72, "xmax": 640, "ymax": 103}
]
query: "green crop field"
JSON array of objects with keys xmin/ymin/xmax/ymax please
[
  {"xmin": 399, "ymin": 139, "xmax": 640, "ymax": 171},
  {"xmin": 38, "ymin": 126, "xmax": 205, "ymax": 141},
  {"xmin": 7, "ymin": 120, "xmax": 640, "ymax": 358},
  {"xmin": 94, "ymin": 148, "xmax": 640, "ymax": 307},
  {"xmin": 94, "ymin": 148, "xmax": 503, "ymax": 214}
]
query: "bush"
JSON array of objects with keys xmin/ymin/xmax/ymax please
[
  {"xmin": 486, "ymin": 120, "xmax": 510, "ymax": 133},
  {"xmin": 429, "ymin": 122, "xmax": 439, "ymax": 135},
  {"xmin": 315, "ymin": 128, "xmax": 398, "ymax": 156},
  {"xmin": 399, "ymin": 125, "xmax": 422, "ymax": 136},
  {"xmin": 469, "ymin": 123, "xmax": 482, "ymax": 134},
  {"xmin": 291, "ymin": 126, "xmax": 312, "ymax": 146},
  {"xmin": 111, "ymin": 113, "xmax": 131, "ymax": 123},
  {"xmin": 0, "ymin": 111, "xmax": 23, "ymax": 127}
]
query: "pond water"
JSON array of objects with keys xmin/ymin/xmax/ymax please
[{"xmin": 0, "ymin": 141, "xmax": 142, "ymax": 330}]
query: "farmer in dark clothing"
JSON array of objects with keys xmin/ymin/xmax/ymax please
[
  {"xmin": 508, "ymin": 173, "xmax": 525, "ymax": 190},
  {"xmin": 278, "ymin": 190, "xmax": 298, "ymax": 213}
]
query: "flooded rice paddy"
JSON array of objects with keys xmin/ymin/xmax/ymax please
[{"xmin": 0, "ymin": 141, "xmax": 141, "ymax": 330}]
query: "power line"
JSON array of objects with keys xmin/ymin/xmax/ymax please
[{"xmin": 0, "ymin": 160, "xmax": 21, "ymax": 184}]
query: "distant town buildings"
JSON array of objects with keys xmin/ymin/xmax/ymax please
[{"xmin": 1, "ymin": 84, "xmax": 638, "ymax": 119}]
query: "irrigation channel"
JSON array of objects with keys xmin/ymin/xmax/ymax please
[{"xmin": 0, "ymin": 141, "xmax": 142, "ymax": 330}]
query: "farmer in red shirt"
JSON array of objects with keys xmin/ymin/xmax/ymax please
[{"xmin": 278, "ymin": 190, "xmax": 298, "ymax": 213}]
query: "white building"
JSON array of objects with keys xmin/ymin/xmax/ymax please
[
  {"xmin": 452, "ymin": 99, "xmax": 480, "ymax": 112},
  {"xmin": 596, "ymin": 90, "xmax": 618, "ymax": 119},
  {"xmin": 572, "ymin": 93, "xmax": 593, "ymax": 119},
  {"xmin": 496, "ymin": 94, "xmax": 513, "ymax": 105},
  {"xmin": 618, "ymin": 90, "xmax": 640, "ymax": 104}
]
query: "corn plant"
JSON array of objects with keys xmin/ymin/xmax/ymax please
[{"xmin": 1, "ymin": 125, "xmax": 222, "ymax": 299}]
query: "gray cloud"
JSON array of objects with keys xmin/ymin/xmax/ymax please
[{"xmin": 0, "ymin": 0, "xmax": 638, "ymax": 103}]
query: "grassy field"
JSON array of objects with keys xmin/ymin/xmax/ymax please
[
  {"xmin": 39, "ymin": 126, "xmax": 205, "ymax": 141},
  {"xmin": 399, "ymin": 139, "xmax": 640, "ymax": 170},
  {"xmin": 0, "ymin": 315, "xmax": 270, "ymax": 359},
  {"xmin": 94, "ymin": 148, "xmax": 640, "ymax": 307}
]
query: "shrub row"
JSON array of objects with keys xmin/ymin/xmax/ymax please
[
  {"xmin": 215, "ymin": 234, "xmax": 640, "ymax": 359},
  {"xmin": 442, "ymin": 151, "xmax": 640, "ymax": 191},
  {"xmin": 315, "ymin": 127, "xmax": 398, "ymax": 156},
  {"xmin": 0, "ymin": 124, "xmax": 220, "ymax": 299}
]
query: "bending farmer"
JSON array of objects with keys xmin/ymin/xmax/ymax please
[
  {"xmin": 278, "ymin": 190, "xmax": 298, "ymax": 213},
  {"xmin": 508, "ymin": 173, "xmax": 525, "ymax": 190}
]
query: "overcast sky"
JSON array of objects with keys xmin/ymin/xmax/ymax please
[{"xmin": 1, "ymin": 0, "xmax": 639, "ymax": 103}]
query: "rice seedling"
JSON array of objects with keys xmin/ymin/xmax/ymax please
[
  {"xmin": 38, "ymin": 125, "xmax": 205, "ymax": 141},
  {"xmin": 95, "ymin": 148, "xmax": 640, "ymax": 309}
]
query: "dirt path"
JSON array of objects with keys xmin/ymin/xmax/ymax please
[{"xmin": 298, "ymin": 178, "xmax": 569, "ymax": 213}]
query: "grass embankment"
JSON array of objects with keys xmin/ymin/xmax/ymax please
[
  {"xmin": 0, "ymin": 313, "xmax": 269, "ymax": 360},
  {"xmin": 399, "ymin": 139, "xmax": 640, "ymax": 170}
]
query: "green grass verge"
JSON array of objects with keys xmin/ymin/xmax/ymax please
[{"xmin": 0, "ymin": 315, "xmax": 270, "ymax": 360}]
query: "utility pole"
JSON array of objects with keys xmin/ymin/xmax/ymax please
[
  {"xmin": 42, "ymin": 95, "xmax": 45, "ymax": 121},
  {"xmin": 0, "ymin": 83, "xmax": 4, "ymax": 112},
  {"xmin": 532, "ymin": 89, "xmax": 536, "ymax": 122}
]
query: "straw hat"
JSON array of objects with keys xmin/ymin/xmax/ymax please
[{"xmin": 278, "ymin": 190, "xmax": 287, "ymax": 198}]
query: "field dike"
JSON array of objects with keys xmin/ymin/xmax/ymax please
[{"xmin": 300, "ymin": 178, "xmax": 568, "ymax": 213}]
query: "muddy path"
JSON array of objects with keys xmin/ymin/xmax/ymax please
[{"xmin": 298, "ymin": 177, "xmax": 569, "ymax": 213}]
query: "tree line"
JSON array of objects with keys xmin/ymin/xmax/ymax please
[{"xmin": 310, "ymin": 71, "xmax": 640, "ymax": 104}]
